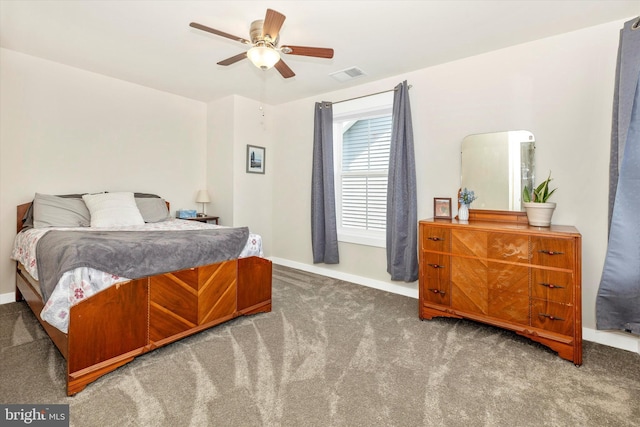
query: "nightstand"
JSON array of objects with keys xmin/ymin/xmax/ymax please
[{"xmin": 179, "ymin": 216, "xmax": 219, "ymax": 224}]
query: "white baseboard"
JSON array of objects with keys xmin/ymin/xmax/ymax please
[
  {"xmin": 0, "ymin": 292, "xmax": 15, "ymax": 305},
  {"xmin": 583, "ymin": 327, "xmax": 639, "ymax": 353},
  {"xmin": 270, "ymin": 257, "xmax": 640, "ymax": 355},
  {"xmin": 269, "ymin": 256, "xmax": 418, "ymax": 299}
]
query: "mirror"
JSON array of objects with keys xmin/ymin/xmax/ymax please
[{"xmin": 461, "ymin": 130, "xmax": 535, "ymax": 212}]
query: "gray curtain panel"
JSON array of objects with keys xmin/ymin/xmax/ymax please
[
  {"xmin": 596, "ymin": 17, "xmax": 640, "ymax": 334},
  {"xmin": 311, "ymin": 102, "xmax": 339, "ymax": 264},
  {"xmin": 607, "ymin": 24, "xmax": 625, "ymax": 231},
  {"xmin": 386, "ymin": 81, "xmax": 418, "ymax": 282}
]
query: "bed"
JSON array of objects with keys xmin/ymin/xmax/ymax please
[{"xmin": 12, "ymin": 193, "xmax": 272, "ymax": 396}]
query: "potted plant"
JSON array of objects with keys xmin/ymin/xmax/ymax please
[{"xmin": 522, "ymin": 171, "xmax": 557, "ymax": 226}]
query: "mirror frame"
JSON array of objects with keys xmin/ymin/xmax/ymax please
[{"xmin": 467, "ymin": 206, "xmax": 528, "ymax": 223}]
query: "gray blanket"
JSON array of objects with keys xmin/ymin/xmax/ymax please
[{"xmin": 36, "ymin": 227, "xmax": 249, "ymax": 302}]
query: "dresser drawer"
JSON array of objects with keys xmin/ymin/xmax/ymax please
[
  {"xmin": 451, "ymin": 231, "xmax": 529, "ymax": 263},
  {"xmin": 531, "ymin": 270, "xmax": 574, "ymax": 304},
  {"xmin": 530, "ymin": 237, "xmax": 574, "ymax": 269},
  {"xmin": 421, "ymin": 252, "xmax": 450, "ymax": 306},
  {"xmin": 487, "ymin": 233, "xmax": 529, "ymax": 263},
  {"xmin": 531, "ymin": 299, "xmax": 574, "ymax": 336},
  {"xmin": 422, "ymin": 227, "xmax": 450, "ymax": 253},
  {"xmin": 451, "ymin": 229, "xmax": 487, "ymax": 258}
]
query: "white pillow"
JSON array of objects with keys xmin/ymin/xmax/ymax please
[{"xmin": 82, "ymin": 192, "xmax": 145, "ymax": 227}]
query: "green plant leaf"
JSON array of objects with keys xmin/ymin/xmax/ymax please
[{"xmin": 527, "ymin": 171, "xmax": 556, "ymax": 203}]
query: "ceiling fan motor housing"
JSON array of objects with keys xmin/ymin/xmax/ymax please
[{"xmin": 250, "ymin": 20, "xmax": 279, "ymax": 45}]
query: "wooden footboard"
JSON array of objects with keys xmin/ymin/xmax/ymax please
[{"xmin": 16, "ymin": 257, "xmax": 272, "ymax": 395}]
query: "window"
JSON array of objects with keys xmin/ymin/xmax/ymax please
[{"xmin": 333, "ymin": 95, "xmax": 393, "ymax": 247}]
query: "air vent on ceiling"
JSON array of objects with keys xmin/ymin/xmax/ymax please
[{"xmin": 329, "ymin": 67, "xmax": 366, "ymax": 82}]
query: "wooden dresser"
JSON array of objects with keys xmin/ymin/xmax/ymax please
[{"xmin": 419, "ymin": 218, "xmax": 582, "ymax": 365}]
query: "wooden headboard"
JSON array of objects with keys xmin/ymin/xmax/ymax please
[
  {"xmin": 17, "ymin": 203, "xmax": 30, "ymax": 234},
  {"xmin": 17, "ymin": 200, "xmax": 171, "ymax": 234}
]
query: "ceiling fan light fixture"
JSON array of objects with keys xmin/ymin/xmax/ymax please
[{"xmin": 247, "ymin": 46, "xmax": 280, "ymax": 70}]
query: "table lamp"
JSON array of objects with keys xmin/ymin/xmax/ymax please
[{"xmin": 195, "ymin": 189, "xmax": 211, "ymax": 217}]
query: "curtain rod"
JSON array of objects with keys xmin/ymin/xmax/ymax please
[{"xmin": 332, "ymin": 84, "xmax": 412, "ymax": 105}]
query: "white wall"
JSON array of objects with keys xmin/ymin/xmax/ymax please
[
  {"xmin": 206, "ymin": 96, "xmax": 235, "ymax": 226},
  {"xmin": 271, "ymin": 18, "xmax": 638, "ymax": 351},
  {"xmin": 0, "ymin": 48, "xmax": 207, "ymax": 297},
  {"xmin": 206, "ymin": 95, "xmax": 274, "ymax": 255}
]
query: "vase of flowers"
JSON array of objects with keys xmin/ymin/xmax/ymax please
[
  {"xmin": 458, "ymin": 188, "xmax": 477, "ymax": 221},
  {"xmin": 523, "ymin": 171, "xmax": 557, "ymax": 227}
]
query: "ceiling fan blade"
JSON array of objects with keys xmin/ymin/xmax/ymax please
[
  {"xmin": 190, "ymin": 22, "xmax": 251, "ymax": 45},
  {"xmin": 274, "ymin": 59, "xmax": 295, "ymax": 79},
  {"xmin": 262, "ymin": 9, "xmax": 286, "ymax": 42},
  {"xmin": 217, "ymin": 52, "xmax": 248, "ymax": 66},
  {"xmin": 280, "ymin": 45, "xmax": 334, "ymax": 59}
]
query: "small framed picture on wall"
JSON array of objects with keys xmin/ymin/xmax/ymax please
[
  {"xmin": 434, "ymin": 197, "xmax": 452, "ymax": 219},
  {"xmin": 246, "ymin": 145, "xmax": 266, "ymax": 174}
]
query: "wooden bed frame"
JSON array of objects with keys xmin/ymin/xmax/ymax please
[{"xmin": 15, "ymin": 202, "xmax": 272, "ymax": 395}]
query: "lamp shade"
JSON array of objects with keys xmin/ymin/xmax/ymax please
[
  {"xmin": 195, "ymin": 190, "xmax": 211, "ymax": 204},
  {"xmin": 247, "ymin": 46, "xmax": 280, "ymax": 70}
]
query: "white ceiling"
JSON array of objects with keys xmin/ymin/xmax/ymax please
[{"xmin": 1, "ymin": 1, "xmax": 638, "ymax": 105}]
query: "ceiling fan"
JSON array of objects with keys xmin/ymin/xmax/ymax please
[{"xmin": 190, "ymin": 8, "xmax": 334, "ymax": 79}]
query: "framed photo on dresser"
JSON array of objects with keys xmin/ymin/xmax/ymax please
[{"xmin": 433, "ymin": 197, "xmax": 452, "ymax": 219}]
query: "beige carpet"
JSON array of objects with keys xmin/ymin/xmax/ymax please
[{"xmin": 1, "ymin": 265, "xmax": 639, "ymax": 426}]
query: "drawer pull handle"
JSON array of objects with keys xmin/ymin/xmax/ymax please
[
  {"xmin": 428, "ymin": 288, "xmax": 446, "ymax": 295},
  {"xmin": 427, "ymin": 237, "xmax": 443, "ymax": 241},
  {"xmin": 538, "ymin": 250, "xmax": 565, "ymax": 256},
  {"xmin": 428, "ymin": 263, "xmax": 444, "ymax": 269},
  {"xmin": 539, "ymin": 313, "xmax": 564, "ymax": 321},
  {"xmin": 539, "ymin": 282, "xmax": 565, "ymax": 289}
]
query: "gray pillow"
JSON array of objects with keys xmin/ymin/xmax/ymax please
[
  {"xmin": 33, "ymin": 193, "xmax": 91, "ymax": 228},
  {"xmin": 135, "ymin": 197, "xmax": 170, "ymax": 223},
  {"xmin": 23, "ymin": 193, "xmax": 86, "ymax": 228},
  {"xmin": 133, "ymin": 192, "xmax": 161, "ymax": 198}
]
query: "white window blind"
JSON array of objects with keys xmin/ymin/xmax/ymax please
[
  {"xmin": 334, "ymin": 112, "xmax": 392, "ymax": 247},
  {"xmin": 341, "ymin": 116, "xmax": 391, "ymax": 230}
]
